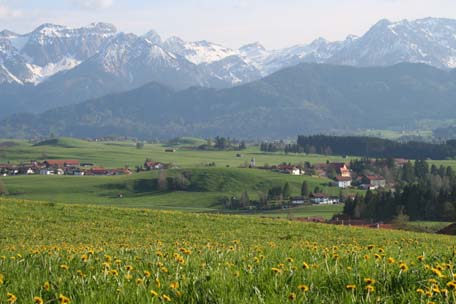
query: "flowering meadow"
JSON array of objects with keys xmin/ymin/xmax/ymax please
[{"xmin": 1, "ymin": 198, "xmax": 456, "ymax": 303}]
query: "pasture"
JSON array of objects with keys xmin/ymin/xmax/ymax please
[{"xmin": 1, "ymin": 199, "xmax": 455, "ymax": 303}]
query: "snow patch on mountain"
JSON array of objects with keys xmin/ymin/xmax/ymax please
[{"xmin": 25, "ymin": 57, "xmax": 81, "ymax": 84}]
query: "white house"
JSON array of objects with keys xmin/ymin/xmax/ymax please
[
  {"xmin": 333, "ymin": 176, "xmax": 352, "ymax": 189},
  {"xmin": 278, "ymin": 165, "xmax": 305, "ymax": 176},
  {"xmin": 26, "ymin": 168, "xmax": 35, "ymax": 175},
  {"xmin": 40, "ymin": 169, "xmax": 54, "ymax": 175},
  {"xmin": 310, "ymin": 193, "xmax": 339, "ymax": 205},
  {"xmin": 291, "ymin": 197, "xmax": 306, "ymax": 205}
]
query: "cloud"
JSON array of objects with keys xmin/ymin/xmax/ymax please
[
  {"xmin": 0, "ymin": 4, "xmax": 22, "ymax": 18},
  {"xmin": 70, "ymin": 0, "xmax": 114, "ymax": 10}
]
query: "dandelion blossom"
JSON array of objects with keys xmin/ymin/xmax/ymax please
[
  {"xmin": 298, "ymin": 284, "xmax": 309, "ymax": 292},
  {"xmin": 6, "ymin": 293, "xmax": 17, "ymax": 303},
  {"xmin": 58, "ymin": 294, "xmax": 71, "ymax": 304},
  {"xmin": 33, "ymin": 296, "xmax": 44, "ymax": 304}
]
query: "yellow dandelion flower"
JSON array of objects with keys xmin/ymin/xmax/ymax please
[
  {"xmin": 124, "ymin": 274, "xmax": 133, "ymax": 281},
  {"xmin": 33, "ymin": 296, "xmax": 44, "ymax": 304},
  {"xmin": 155, "ymin": 278, "xmax": 161, "ymax": 288},
  {"xmin": 387, "ymin": 257, "xmax": 395, "ymax": 264},
  {"xmin": 302, "ymin": 262, "xmax": 309, "ymax": 270},
  {"xmin": 162, "ymin": 294, "xmax": 171, "ymax": 302},
  {"xmin": 109, "ymin": 269, "xmax": 119, "ymax": 276},
  {"xmin": 399, "ymin": 263, "xmax": 408, "ymax": 272},
  {"xmin": 364, "ymin": 278, "xmax": 376, "ymax": 285},
  {"xmin": 346, "ymin": 284, "xmax": 356, "ymax": 290},
  {"xmin": 143, "ymin": 270, "xmax": 151, "ymax": 278},
  {"xmin": 271, "ymin": 267, "xmax": 282, "ymax": 274},
  {"xmin": 81, "ymin": 254, "xmax": 88, "ymax": 262},
  {"xmin": 418, "ymin": 256, "xmax": 425, "ymax": 262},
  {"xmin": 170, "ymin": 282, "xmax": 179, "ymax": 289},
  {"xmin": 287, "ymin": 257, "xmax": 294, "ymax": 263},
  {"xmin": 416, "ymin": 288, "xmax": 425, "ymax": 294},
  {"xmin": 298, "ymin": 284, "xmax": 309, "ymax": 292},
  {"xmin": 446, "ymin": 281, "xmax": 456, "ymax": 289},
  {"xmin": 43, "ymin": 281, "xmax": 51, "ymax": 291},
  {"xmin": 126, "ymin": 265, "xmax": 134, "ymax": 271},
  {"xmin": 6, "ymin": 293, "xmax": 17, "ymax": 303},
  {"xmin": 59, "ymin": 264, "xmax": 69, "ymax": 271},
  {"xmin": 365, "ymin": 285, "xmax": 375, "ymax": 292},
  {"xmin": 150, "ymin": 290, "xmax": 159, "ymax": 297},
  {"xmin": 0, "ymin": 274, "xmax": 3, "ymax": 285},
  {"xmin": 431, "ymin": 268, "xmax": 444, "ymax": 278},
  {"xmin": 136, "ymin": 278, "xmax": 144, "ymax": 285},
  {"xmin": 58, "ymin": 294, "xmax": 71, "ymax": 304}
]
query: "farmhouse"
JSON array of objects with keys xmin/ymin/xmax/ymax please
[
  {"xmin": 290, "ymin": 196, "xmax": 306, "ymax": 205},
  {"xmin": 333, "ymin": 176, "xmax": 352, "ymax": 189},
  {"xmin": 44, "ymin": 159, "xmax": 80, "ymax": 168},
  {"xmin": 39, "ymin": 169, "xmax": 54, "ymax": 175},
  {"xmin": 364, "ymin": 175, "xmax": 386, "ymax": 188},
  {"xmin": 329, "ymin": 163, "xmax": 351, "ymax": 177},
  {"xmin": 90, "ymin": 167, "xmax": 109, "ymax": 175},
  {"xmin": 277, "ymin": 165, "xmax": 305, "ymax": 176},
  {"xmin": 144, "ymin": 161, "xmax": 165, "ymax": 170},
  {"xmin": 310, "ymin": 193, "xmax": 340, "ymax": 205},
  {"xmin": 310, "ymin": 193, "xmax": 330, "ymax": 204}
]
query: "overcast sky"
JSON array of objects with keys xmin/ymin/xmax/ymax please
[{"xmin": 1, "ymin": 0, "xmax": 456, "ymax": 49}]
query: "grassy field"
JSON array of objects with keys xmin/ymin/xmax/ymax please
[
  {"xmin": 0, "ymin": 137, "xmax": 352, "ymax": 169},
  {"xmin": 1, "ymin": 198, "xmax": 456, "ymax": 303},
  {"xmin": 1, "ymin": 168, "xmax": 351, "ymax": 212},
  {"xmin": 1, "ymin": 137, "xmax": 454, "ymax": 220}
]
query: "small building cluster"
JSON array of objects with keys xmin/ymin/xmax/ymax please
[{"xmin": 0, "ymin": 159, "xmax": 132, "ymax": 176}]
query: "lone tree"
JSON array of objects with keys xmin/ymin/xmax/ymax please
[
  {"xmin": 301, "ymin": 181, "xmax": 309, "ymax": 197},
  {"xmin": 0, "ymin": 179, "xmax": 7, "ymax": 195}
]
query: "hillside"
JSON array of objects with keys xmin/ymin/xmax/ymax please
[
  {"xmin": 2, "ymin": 63, "xmax": 456, "ymax": 138},
  {"xmin": 1, "ymin": 198, "xmax": 455, "ymax": 303}
]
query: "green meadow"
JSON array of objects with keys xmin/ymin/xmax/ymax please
[{"xmin": 1, "ymin": 199, "xmax": 455, "ymax": 303}]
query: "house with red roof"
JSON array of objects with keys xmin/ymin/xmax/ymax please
[{"xmin": 44, "ymin": 159, "xmax": 80, "ymax": 168}]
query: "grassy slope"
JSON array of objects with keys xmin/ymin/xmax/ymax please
[
  {"xmin": 2, "ymin": 168, "xmax": 350, "ymax": 213},
  {"xmin": 1, "ymin": 199, "xmax": 455, "ymax": 303}
]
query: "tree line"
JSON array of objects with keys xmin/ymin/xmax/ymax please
[
  {"xmin": 297, "ymin": 135, "xmax": 456, "ymax": 160},
  {"xmin": 343, "ymin": 160, "xmax": 456, "ymax": 221}
]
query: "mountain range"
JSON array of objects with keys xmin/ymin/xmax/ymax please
[
  {"xmin": 2, "ymin": 62, "xmax": 456, "ymax": 139},
  {"xmin": 3, "ymin": 18, "xmax": 456, "ymax": 119}
]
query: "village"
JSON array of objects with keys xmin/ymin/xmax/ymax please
[
  {"xmin": 0, "ymin": 155, "xmax": 407, "ymax": 208},
  {"xmin": 0, "ymin": 159, "xmax": 174, "ymax": 177}
]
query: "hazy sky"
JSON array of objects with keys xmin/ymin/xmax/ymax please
[{"xmin": 1, "ymin": 0, "xmax": 456, "ymax": 49}]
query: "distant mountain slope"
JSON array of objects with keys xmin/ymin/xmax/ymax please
[
  {"xmin": 4, "ymin": 18, "xmax": 456, "ymax": 119},
  {"xmin": 2, "ymin": 63, "xmax": 456, "ymax": 139}
]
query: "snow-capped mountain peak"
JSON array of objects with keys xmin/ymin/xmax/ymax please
[
  {"xmin": 142, "ymin": 30, "xmax": 162, "ymax": 45},
  {"xmin": 3, "ymin": 17, "xmax": 456, "ymax": 87}
]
